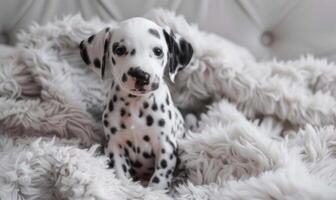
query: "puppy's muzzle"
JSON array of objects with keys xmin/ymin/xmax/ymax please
[{"xmin": 128, "ymin": 67, "xmax": 150, "ymax": 89}]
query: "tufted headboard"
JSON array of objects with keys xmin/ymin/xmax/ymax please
[{"xmin": 0, "ymin": 0, "xmax": 335, "ymax": 62}]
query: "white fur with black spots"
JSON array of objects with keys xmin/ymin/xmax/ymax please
[{"xmin": 79, "ymin": 17, "xmax": 193, "ymax": 190}]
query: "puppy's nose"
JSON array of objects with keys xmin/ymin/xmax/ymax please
[{"xmin": 127, "ymin": 67, "xmax": 150, "ymax": 88}]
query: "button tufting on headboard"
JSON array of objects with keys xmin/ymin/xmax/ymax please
[
  {"xmin": 260, "ymin": 31, "xmax": 274, "ymax": 47},
  {"xmin": 0, "ymin": 0, "xmax": 335, "ymax": 62}
]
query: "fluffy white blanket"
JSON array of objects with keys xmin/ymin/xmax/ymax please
[{"xmin": 1, "ymin": 9, "xmax": 336, "ymax": 200}]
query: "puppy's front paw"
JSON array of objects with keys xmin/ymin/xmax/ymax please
[{"xmin": 148, "ymin": 175, "xmax": 170, "ymax": 190}]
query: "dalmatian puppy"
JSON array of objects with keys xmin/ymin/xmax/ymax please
[{"xmin": 79, "ymin": 17, "xmax": 193, "ymax": 190}]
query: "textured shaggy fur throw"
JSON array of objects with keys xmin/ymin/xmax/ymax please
[{"xmin": 1, "ymin": 9, "xmax": 336, "ymax": 200}]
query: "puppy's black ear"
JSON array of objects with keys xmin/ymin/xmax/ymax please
[
  {"xmin": 163, "ymin": 29, "xmax": 193, "ymax": 82},
  {"xmin": 79, "ymin": 27, "xmax": 112, "ymax": 79}
]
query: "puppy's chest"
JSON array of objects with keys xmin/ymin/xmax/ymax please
[
  {"xmin": 103, "ymin": 91, "xmax": 178, "ymax": 173},
  {"xmin": 104, "ymin": 95, "xmax": 173, "ymax": 132},
  {"xmin": 102, "ymin": 88, "xmax": 182, "ymax": 147}
]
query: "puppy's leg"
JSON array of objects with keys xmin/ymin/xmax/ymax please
[
  {"xmin": 148, "ymin": 134, "xmax": 177, "ymax": 190},
  {"xmin": 107, "ymin": 142, "xmax": 131, "ymax": 182}
]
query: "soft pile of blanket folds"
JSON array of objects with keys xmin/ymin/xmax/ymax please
[{"xmin": 1, "ymin": 9, "xmax": 336, "ymax": 200}]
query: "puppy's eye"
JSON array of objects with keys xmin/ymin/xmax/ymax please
[
  {"xmin": 115, "ymin": 46, "xmax": 126, "ymax": 56},
  {"xmin": 153, "ymin": 47, "xmax": 163, "ymax": 56}
]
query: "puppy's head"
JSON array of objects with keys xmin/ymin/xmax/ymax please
[{"xmin": 79, "ymin": 17, "xmax": 193, "ymax": 96}]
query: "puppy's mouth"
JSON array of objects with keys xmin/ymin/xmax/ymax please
[
  {"xmin": 133, "ymin": 82, "xmax": 159, "ymax": 93},
  {"xmin": 120, "ymin": 76, "xmax": 160, "ymax": 95}
]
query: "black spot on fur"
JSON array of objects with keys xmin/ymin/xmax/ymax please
[
  {"xmin": 152, "ymin": 101, "xmax": 158, "ymax": 111},
  {"xmin": 116, "ymin": 85, "xmax": 120, "ymax": 91},
  {"xmin": 146, "ymin": 115, "xmax": 154, "ymax": 126},
  {"xmin": 93, "ymin": 58, "xmax": 101, "ymax": 68},
  {"xmin": 88, "ymin": 35, "xmax": 95, "ymax": 43},
  {"xmin": 108, "ymin": 100, "xmax": 113, "ymax": 111},
  {"xmin": 110, "ymin": 127, "xmax": 117, "ymax": 134},
  {"xmin": 161, "ymin": 148, "xmax": 166, "ymax": 154},
  {"xmin": 143, "ymin": 152, "xmax": 151, "ymax": 159},
  {"xmin": 129, "ymin": 168, "xmax": 136, "ymax": 176},
  {"xmin": 109, "ymin": 153, "xmax": 114, "ymax": 159},
  {"xmin": 163, "ymin": 30, "xmax": 193, "ymax": 75},
  {"xmin": 152, "ymin": 176, "xmax": 160, "ymax": 183},
  {"xmin": 143, "ymin": 135, "xmax": 150, "ymax": 142},
  {"xmin": 126, "ymin": 140, "xmax": 132, "ymax": 148},
  {"xmin": 113, "ymin": 95, "xmax": 118, "ymax": 102},
  {"xmin": 166, "ymin": 136, "xmax": 175, "ymax": 149},
  {"xmin": 121, "ymin": 123, "xmax": 126, "ymax": 129},
  {"xmin": 124, "ymin": 148, "xmax": 129, "ymax": 157},
  {"xmin": 104, "ymin": 39, "xmax": 109, "ymax": 53},
  {"xmin": 122, "ymin": 164, "xmax": 127, "ymax": 172},
  {"xmin": 128, "ymin": 94, "xmax": 137, "ymax": 98},
  {"xmin": 130, "ymin": 49, "xmax": 136, "ymax": 56},
  {"xmin": 133, "ymin": 160, "xmax": 143, "ymax": 168},
  {"xmin": 166, "ymin": 95, "xmax": 170, "ymax": 105},
  {"xmin": 120, "ymin": 108, "xmax": 126, "ymax": 116},
  {"xmin": 178, "ymin": 38, "xmax": 194, "ymax": 66},
  {"xmin": 111, "ymin": 57, "xmax": 116, "ymax": 65},
  {"xmin": 160, "ymin": 159, "xmax": 167, "ymax": 168},
  {"xmin": 122, "ymin": 73, "xmax": 128, "ymax": 82},
  {"xmin": 139, "ymin": 110, "xmax": 143, "ymax": 118},
  {"xmin": 168, "ymin": 110, "xmax": 172, "ymax": 119},
  {"xmin": 149, "ymin": 28, "xmax": 160, "ymax": 39},
  {"xmin": 143, "ymin": 101, "xmax": 149, "ymax": 109},
  {"xmin": 101, "ymin": 55, "xmax": 106, "ymax": 78},
  {"xmin": 160, "ymin": 104, "xmax": 165, "ymax": 112},
  {"xmin": 79, "ymin": 43, "xmax": 91, "ymax": 65},
  {"xmin": 105, "ymin": 27, "xmax": 110, "ymax": 32},
  {"xmin": 103, "ymin": 120, "xmax": 109, "ymax": 127},
  {"xmin": 108, "ymin": 159, "xmax": 114, "ymax": 168},
  {"xmin": 166, "ymin": 169, "xmax": 172, "ymax": 178},
  {"xmin": 163, "ymin": 30, "xmax": 179, "ymax": 72},
  {"xmin": 137, "ymin": 147, "xmax": 140, "ymax": 153},
  {"xmin": 158, "ymin": 119, "xmax": 165, "ymax": 127}
]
